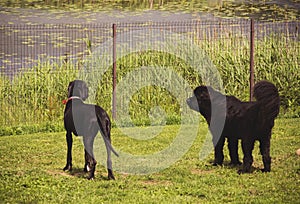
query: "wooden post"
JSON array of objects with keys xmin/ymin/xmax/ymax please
[
  {"xmin": 249, "ymin": 19, "xmax": 255, "ymax": 101},
  {"xmin": 112, "ymin": 24, "xmax": 117, "ymax": 119}
]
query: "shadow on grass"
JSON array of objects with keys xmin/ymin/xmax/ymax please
[
  {"xmin": 207, "ymin": 159, "xmax": 262, "ymax": 173},
  {"xmin": 47, "ymin": 168, "xmax": 109, "ymax": 180}
]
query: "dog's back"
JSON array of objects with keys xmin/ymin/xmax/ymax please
[
  {"xmin": 223, "ymin": 95, "xmax": 258, "ymax": 138},
  {"xmin": 223, "ymin": 81, "xmax": 279, "ymax": 139},
  {"xmin": 64, "ymin": 99, "xmax": 101, "ymax": 136}
]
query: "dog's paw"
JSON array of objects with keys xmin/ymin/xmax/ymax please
[
  {"xmin": 108, "ymin": 174, "xmax": 115, "ymax": 180},
  {"xmin": 229, "ymin": 161, "xmax": 242, "ymax": 166},
  {"xmin": 212, "ymin": 162, "xmax": 223, "ymax": 166},
  {"xmin": 237, "ymin": 169, "xmax": 251, "ymax": 174},
  {"xmin": 87, "ymin": 176, "xmax": 95, "ymax": 180},
  {"xmin": 237, "ymin": 169, "xmax": 245, "ymax": 174},
  {"xmin": 63, "ymin": 164, "xmax": 72, "ymax": 171},
  {"xmin": 108, "ymin": 169, "xmax": 115, "ymax": 180},
  {"xmin": 87, "ymin": 172, "xmax": 95, "ymax": 180},
  {"xmin": 261, "ymin": 168, "xmax": 271, "ymax": 173}
]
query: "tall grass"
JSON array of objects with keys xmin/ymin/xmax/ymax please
[
  {"xmin": 0, "ymin": 33, "xmax": 299, "ymax": 134},
  {"xmin": 0, "ymin": 61, "xmax": 78, "ymax": 132},
  {"xmin": 199, "ymin": 32, "xmax": 299, "ymax": 117},
  {"xmin": 255, "ymin": 34, "xmax": 300, "ymax": 116}
]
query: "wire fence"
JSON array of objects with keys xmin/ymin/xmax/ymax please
[
  {"xmin": 1, "ymin": 20, "xmax": 298, "ymax": 77},
  {"xmin": 0, "ymin": 19, "xmax": 299, "ymax": 127}
]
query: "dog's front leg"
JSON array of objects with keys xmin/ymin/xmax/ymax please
[
  {"xmin": 228, "ymin": 138, "xmax": 242, "ymax": 165},
  {"xmin": 63, "ymin": 131, "xmax": 73, "ymax": 171},
  {"xmin": 259, "ymin": 134, "xmax": 271, "ymax": 172},
  {"xmin": 213, "ymin": 136, "xmax": 225, "ymax": 166}
]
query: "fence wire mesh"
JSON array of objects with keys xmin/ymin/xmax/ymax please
[{"xmin": 0, "ymin": 19, "xmax": 299, "ymax": 127}]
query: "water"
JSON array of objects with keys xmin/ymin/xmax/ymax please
[
  {"xmin": 0, "ymin": 0, "xmax": 299, "ymax": 76},
  {"xmin": 0, "ymin": 0, "xmax": 299, "ymax": 24}
]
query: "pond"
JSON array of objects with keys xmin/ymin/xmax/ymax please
[
  {"xmin": 0, "ymin": 0, "xmax": 299, "ymax": 23},
  {"xmin": 0, "ymin": 0, "xmax": 298, "ymax": 77}
]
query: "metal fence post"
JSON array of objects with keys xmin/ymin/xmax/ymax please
[
  {"xmin": 112, "ymin": 23, "xmax": 117, "ymax": 119},
  {"xmin": 249, "ymin": 19, "xmax": 255, "ymax": 101}
]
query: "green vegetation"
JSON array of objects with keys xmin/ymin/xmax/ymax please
[
  {"xmin": 0, "ymin": 31, "xmax": 298, "ymax": 133},
  {"xmin": 1, "ymin": 2, "xmax": 298, "ymax": 203},
  {"xmin": 0, "ymin": 61, "xmax": 78, "ymax": 129},
  {"xmin": 201, "ymin": 32, "xmax": 300, "ymax": 118},
  {"xmin": 0, "ymin": 118, "xmax": 299, "ymax": 203}
]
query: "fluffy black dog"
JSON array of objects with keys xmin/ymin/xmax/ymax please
[
  {"xmin": 187, "ymin": 81, "xmax": 280, "ymax": 173},
  {"xmin": 63, "ymin": 80, "xmax": 118, "ymax": 180}
]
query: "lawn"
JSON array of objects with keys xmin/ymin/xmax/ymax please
[{"xmin": 0, "ymin": 118, "xmax": 299, "ymax": 203}]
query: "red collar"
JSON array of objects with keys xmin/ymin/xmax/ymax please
[{"xmin": 62, "ymin": 96, "xmax": 83, "ymax": 105}]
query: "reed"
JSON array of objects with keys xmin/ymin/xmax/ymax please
[{"xmin": 0, "ymin": 33, "xmax": 298, "ymax": 131}]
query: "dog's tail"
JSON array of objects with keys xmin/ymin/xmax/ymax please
[
  {"xmin": 253, "ymin": 81, "xmax": 280, "ymax": 124},
  {"xmin": 96, "ymin": 115, "xmax": 119, "ymax": 157},
  {"xmin": 101, "ymin": 130, "xmax": 119, "ymax": 157}
]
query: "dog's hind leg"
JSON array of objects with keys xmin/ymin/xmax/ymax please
[
  {"xmin": 83, "ymin": 150, "xmax": 88, "ymax": 172},
  {"xmin": 63, "ymin": 131, "xmax": 73, "ymax": 171},
  {"xmin": 84, "ymin": 149, "xmax": 97, "ymax": 179},
  {"xmin": 83, "ymin": 136, "xmax": 97, "ymax": 180},
  {"xmin": 103, "ymin": 128, "xmax": 115, "ymax": 180},
  {"xmin": 259, "ymin": 134, "xmax": 271, "ymax": 172},
  {"xmin": 104, "ymin": 141, "xmax": 115, "ymax": 180},
  {"xmin": 228, "ymin": 138, "xmax": 242, "ymax": 165},
  {"xmin": 98, "ymin": 117, "xmax": 116, "ymax": 180}
]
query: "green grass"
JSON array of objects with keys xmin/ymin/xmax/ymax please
[{"xmin": 0, "ymin": 118, "xmax": 299, "ymax": 203}]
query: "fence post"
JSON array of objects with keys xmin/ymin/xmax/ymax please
[
  {"xmin": 112, "ymin": 23, "xmax": 117, "ymax": 119},
  {"xmin": 249, "ymin": 19, "xmax": 255, "ymax": 101}
]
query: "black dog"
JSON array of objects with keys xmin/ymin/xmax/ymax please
[
  {"xmin": 63, "ymin": 80, "xmax": 119, "ymax": 180},
  {"xmin": 187, "ymin": 81, "xmax": 280, "ymax": 173}
]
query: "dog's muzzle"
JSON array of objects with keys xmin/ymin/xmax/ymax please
[{"xmin": 186, "ymin": 96, "xmax": 200, "ymax": 112}]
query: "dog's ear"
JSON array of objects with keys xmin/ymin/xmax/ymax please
[
  {"xmin": 207, "ymin": 86, "xmax": 224, "ymax": 101},
  {"xmin": 194, "ymin": 86, "xmax": 223, "ymax": 101},
  {"xmin": 80, "ymin": 81, "xmax": 89, "ymax": 101},
  {"xmin": 67, "ymin": 80, "xmax": 89, "ymax": 100},
  {"xmin": 67, "ymin": 81, "xmax": 75, "ymax": 98}
]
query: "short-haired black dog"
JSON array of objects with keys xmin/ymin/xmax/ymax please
[
  {"xmin": 187, "ymin": 81, "xmax": 280, "ymax": 173},
  {"xmin": 63, "ymin": 80, "xmax": 118, "ymax": 180}
]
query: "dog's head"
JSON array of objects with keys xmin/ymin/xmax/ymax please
[
  {"xmin": 67, "ymin": 80, "xmax": 89, "ymax": 101},
  {"xmin": 187, "ymin": 86, "xmax": 210, "ymax": 112},
  {"xmin": 186, "ymin": 86, "xmax": 222, "ymax": 112}
]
